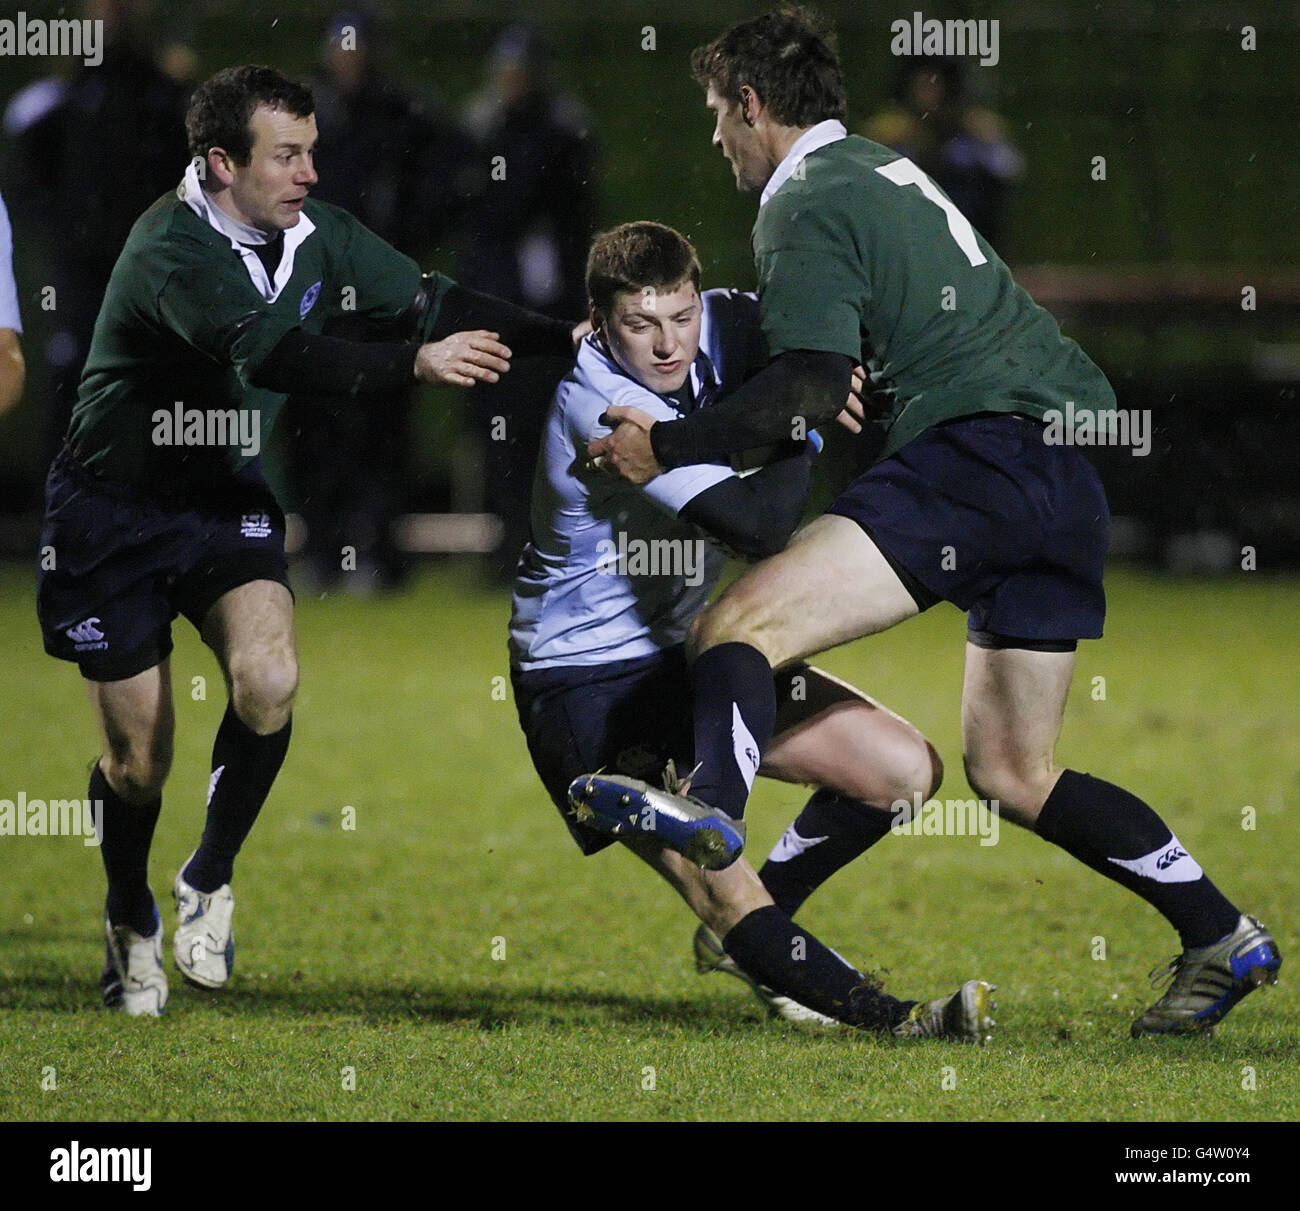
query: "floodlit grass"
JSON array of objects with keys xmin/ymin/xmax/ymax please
[{"xmin": 0, "ymin": 562, "xmax": 1295, "ymax": 1121}]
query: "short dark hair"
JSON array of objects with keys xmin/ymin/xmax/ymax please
[
  {"xmin": 586, "ymin": 222, "xmax": 702, "ymax": 315},
  {"xmin": 690, "ymin": 6, "xmax": 846, "ymax": 127},
  {"xmin": 186, "ymin": 65, "xmax": 315, "ymax": 165}
]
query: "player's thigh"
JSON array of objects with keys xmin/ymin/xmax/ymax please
[
  {"xmin": 961, "ymin": 642, "xmax": 1075, "ymax": 823},
  {"xmin": 201, "ymin": 580, "xmax": 298, "ymax": 690},
  {"xmin": 85, "ymin": 659, "xmax": 176, "ymax": 795},
  {"xmin": 763, "ymin": 666, "xmax": 941, "ymax": 805},
  {"xmin": 690, "ymin": 514, "xmax": 919, "ymax": 669}
]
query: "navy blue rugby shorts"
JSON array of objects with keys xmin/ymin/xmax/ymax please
[
  {"xmin": 36, "ymin": 447, "xmax": 292, "ymax": 681},
  {"xmin": 513, "ymin": 647, "xmax": 812, "ymax": 855},
  {"xmin": 827, "ymin": 414, "xmax": 1109, "ymax": 644}
]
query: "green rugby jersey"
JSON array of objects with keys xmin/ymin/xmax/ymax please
[
  {"xmin": 754, "ymin": 133, "xmax": 1115, "ymax": 457},
  {"xmin": 66, "ymin": 173, "xmax": 451, "ymax": 495}
]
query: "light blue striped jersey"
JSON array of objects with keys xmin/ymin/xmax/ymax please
[{"xmin": 509, "ymin": 288, "xmax": 765, "ymax": 670}]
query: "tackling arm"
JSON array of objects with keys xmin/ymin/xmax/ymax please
[
  {"xmin": 678, "ymin": 439, "xmax": 820, "ymax": 559},
  {"xmin": 649, "ymin": 349, "xmax": 853, "ymax": 469}
]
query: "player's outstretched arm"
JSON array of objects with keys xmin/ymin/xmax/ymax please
[
  {"xmin": 340, "ymin": 224, "xmax": 582, "ymax": 357},
  {"xmin": 428, "ymin": 281, "xmax": 581, "ymax": 357},
  {"xmin": 248, "ymin": 328, "xmax": 414, "ymax": 396},
  {"xmin": 246, "ymin": 325, "xmax": 512, "ymax": 395}
]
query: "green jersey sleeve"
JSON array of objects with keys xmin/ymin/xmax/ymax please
[
  {"xmin": 754, "ymin": 189, "xmax": 869, "ymax": 362},
  {"xmin": 330, "ymin": 212, "xmax": 453, "ymax": 341}
]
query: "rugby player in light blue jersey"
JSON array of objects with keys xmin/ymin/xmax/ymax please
[{"xmin": 510, "ymin": 222, "xmax": 994, "ymax": 1040}]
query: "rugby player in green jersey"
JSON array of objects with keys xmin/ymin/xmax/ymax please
[
  {"xmin": 37, "ymin": 66, "xmax": 581, "ymax": 1016},
  {"xmin": 582, "ymin": 8, "xmax": 1279, "ymax": 1038}
]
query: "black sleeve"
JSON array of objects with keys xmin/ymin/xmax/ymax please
[
  {"xmin": 650, "ymin": 350, "xmax": 852, "ymax": 469},
  {"xmin": 248, "ymin": 328, "xmax": 416, "ymax": 396},
  {"xmin": 678, "ymin": 442, "xmax": 817, "ymax": 559},
  {"xmin": 430, "ymin": 282, "xmax": 575, "ymax": 357}
]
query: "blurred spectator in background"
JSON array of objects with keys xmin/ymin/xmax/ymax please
[
  {"xmin": 283, "ymin": 8, "xmax": 473, "ymax": 593},
  {"xmin": 156, "ymin": 31, "xmax": 201, "ymax": 89},
  {"xmin": 2, "ymin": 0, "xmax": 188, "ymax": 462},
  {"xmin": 456, "ymin": 23, "xmax": 597, "ymax": 582},
  {"xmin": 862, "ymin": 55, "xmax": 1023, "ymax": 251},
  {"xmin": 310, "ymin": 8, "xmax": 469, "ymax": 261},
  {"xmin": 0, "ymin": 191, "xmax": 24, "ymax": 416}
]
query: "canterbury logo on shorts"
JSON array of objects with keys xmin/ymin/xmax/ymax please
[{"xmin": 66, "ymin": 617, "xmax": 109, "ymax": 651}]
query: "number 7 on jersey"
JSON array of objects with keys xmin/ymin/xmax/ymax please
[{"xmin": 875, "ymin": 158, "xmax": 988, "ymax": 268}]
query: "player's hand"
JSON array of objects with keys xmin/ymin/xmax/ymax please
[
  {"xmin": 570, "ymin": 319, "xmax": 593, "ymax": 349},
  {"xmin": 836, "ymin": 364, "xmax": 867, "ymax": 434},
  {"xmin": 586, "ymin": 404, "xmax": 663, "ymax": 483},
  {"xmin": 414, "ymin": 330, "xmax": 512, "ymax": 387}
]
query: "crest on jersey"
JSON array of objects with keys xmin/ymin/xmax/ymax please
[{"xmin": 299, "ymin": 280, "xmax": 322, "ymax": 319}]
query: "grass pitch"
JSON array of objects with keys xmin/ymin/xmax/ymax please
[{"xmin": 0, "ymin": 561, "xmax": 1295, "ymax": 1122}]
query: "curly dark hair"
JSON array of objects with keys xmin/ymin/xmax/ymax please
[
  {"xmin": 586, "ymin": 222, "xmax": 701, "ymax": 316},
  {"xmin": 690, "ymin": 6, "xmax": 846, "ymax": 127},
  {"xmin": 186, "ymin": 65, "xmax": 315, "ymax": 165}
]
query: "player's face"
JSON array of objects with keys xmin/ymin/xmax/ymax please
[
  {"xmin": 597, "ymin": 280, "xmax": 702, "ymax": 395},
  {"xmin": 225, "ymin": 106, "xmax": 319, "ymax": 232},
  {"xmin": 705, "ymin": 82, "xmax": 771, "ymax": 194}
]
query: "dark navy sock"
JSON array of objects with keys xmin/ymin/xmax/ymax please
[
  {"xmin": 1036, "ymin": 769, "xmax": 1240, "ymax": 949},
  {"xmin": 760, "ymin": 789, "xmax": 897, "ymax": 918},
  {"xmin": 722, "ymin": 905, "xmax": 913, "ymax": 1030},
  {"xmin": 688, "ymin": 642, "xmax": 776, "ymax": 818},
  {"xmin": 183, "ymin": 704, "xmax": 291, "ymax": 892},
  {"xmin": 92, "ymin": 762, "xmax": 161, "ymax": 935}
]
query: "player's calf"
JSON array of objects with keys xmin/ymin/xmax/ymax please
[
  {"xmin": 98, "ymin": 750, "xmax": 171, "ymax": 805},
  {"xmin": 766, "ymin": 694, "xmax": 943, "ymax": 809},
  {"xmin": 87, "ymin": 664, "xmax": 176, "ymax": 802},
  {"xmin": 692, "ymin": 924, "xmax": 839, "ymax": 1025}
]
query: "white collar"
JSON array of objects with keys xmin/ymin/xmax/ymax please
[
  {"xmin": 687, "ymin": 348, "xmax": 719, "ymax": 407},
  {"xmin": 178, "ymin": 159, "xmax": 316, "ymax": 301},
  {"xmin": 760, "ymin": 119, "xmax": 848, "ymax": 207},
  {"xmin": 579, "ymin": 334, "xmax": 717, "ymax": 415}
]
